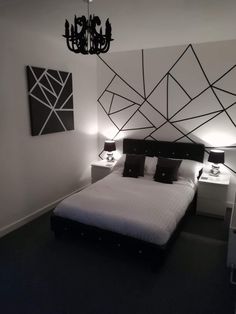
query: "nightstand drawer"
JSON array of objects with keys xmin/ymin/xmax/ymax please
[
  {"xmin": 198, "ymin": 182, "xmax": 227, "ymax": 200},
  {"xmin": 197, "ymin": 171, "xmax": 230, "ymax": 218},
  {"xmin": 91, "ymin": 160, "xmax": 117, "ymax": 184},
  {"xmin": 197, "ymin": 197, "xmax": 226, "ymax": 217}
]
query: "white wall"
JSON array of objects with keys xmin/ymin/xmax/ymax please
[
  {"xmin": 97, "ymin": 40, "xmax": 236, "ymax": 206},
  {"xmin": 0, "ymin": 19, "xmax": 98, "ymax": 233}
]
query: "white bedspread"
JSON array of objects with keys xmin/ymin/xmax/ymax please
[{"xmin": 54, "ymin": 172, "xmax": 196, "ymax": 246}]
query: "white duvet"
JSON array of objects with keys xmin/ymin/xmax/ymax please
[{"xmin": 54, "ymin": 170, "xmax": 196, "ymax": 246}]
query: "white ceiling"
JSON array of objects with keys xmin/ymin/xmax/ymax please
[{"xmin": 1, "ymin": 0, "xmax": 236, "ymax": 51}]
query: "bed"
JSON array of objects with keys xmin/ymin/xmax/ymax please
[{"xmin": 51, "ymin": 139, "xmax": 205, "ymax": 263}]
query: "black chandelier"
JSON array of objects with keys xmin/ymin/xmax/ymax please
[{"xmin": 63, "ymin": 0, "xmax": 113, "ymax": 55}]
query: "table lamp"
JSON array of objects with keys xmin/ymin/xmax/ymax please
[
  {"xmin": 208, "ymin": 149, "xmax": 225, "ymax": 176},
  {"xmin": 104, "ymin": 140, "xmax": 116, "ymax": 162}
]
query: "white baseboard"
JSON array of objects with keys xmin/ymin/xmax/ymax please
[{"xmin": 0, "ymin": 184, "xmax": 90, "ymax": 239}]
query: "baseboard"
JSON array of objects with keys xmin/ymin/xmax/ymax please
[{"xmin": 0, "ymin": 184, "xmax": 90, "ymax": 239}]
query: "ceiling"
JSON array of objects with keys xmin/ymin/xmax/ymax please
[{"xmin": 1, "ymin": 0, "xmax": 236, "ymax": 52}]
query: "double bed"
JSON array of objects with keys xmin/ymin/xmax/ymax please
[{"xmin": 51, "ymin": 139, "xmax": 205, "ymax": 261}]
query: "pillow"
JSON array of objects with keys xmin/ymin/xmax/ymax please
[
  {"xmin": 114, "ymin": 154, "xmax": 157, "ymax": 176},
  {"xmin": 178, "ymin": 159, "xmax": 203, "ymax": 183},
  {"xmin": 113, "ymin": 154, "xmax": 126, "ymax": 172},
  {"xmin": 145, "ymin": 156, "xmax": 158, "ymax": 175},
  {"xmin": 156, "ymin": 157, "xmax": 182, "ymax": 181},
  {"xmin": 123, "ymin": 162, "xmax": 140, "ymax": 178},
  {"xmin": 154, "ymin": 165, "xmax": 174, "ymax": 184},
  {"xmin": 123, "ymin": 154, "xmax": 145, "ymax": 177}
]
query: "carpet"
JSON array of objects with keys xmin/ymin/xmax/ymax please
[{"xmin": 0, "ymin": 211, "xmax": 235, "ymax": 314}]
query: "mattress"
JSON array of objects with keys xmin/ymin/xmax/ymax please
[{"xmin": 54, "ymin": 170, "xmax": 196, "ymax": 246}]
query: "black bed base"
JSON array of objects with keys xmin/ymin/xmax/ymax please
[{"xmin": 51, "ymin": 194, "xmax": 197, "ymax": 268}]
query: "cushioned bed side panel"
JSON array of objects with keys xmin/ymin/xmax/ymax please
[{"xmin": 123, "ymin": 138, "xmax": 205, "ymax": 162}]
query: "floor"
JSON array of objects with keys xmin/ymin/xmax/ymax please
[{"xmin": 0, "ymin": 210, "xmax": 235, "ymax": 314}]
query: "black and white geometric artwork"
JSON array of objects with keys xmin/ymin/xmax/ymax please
[
  {"xmin": 97, "ymin": 43, "xmax": 236, "ymax": 173},
  {"xmin": 26, "ymin": 66, "xmax": 74, "ymax": 136}
]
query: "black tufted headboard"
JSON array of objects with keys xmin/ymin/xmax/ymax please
[{"xmin": 123, "ymin": 139, "xmax": 205, "ymax": 163}]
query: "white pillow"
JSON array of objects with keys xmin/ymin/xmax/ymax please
[
  {"xmin": 113, "ymin": 154, "xmax": 126, "ymax": 172},
  {"xmin": 178, "ymin": 159, "xmax": 203, "ymax": 183},
  {"xmin": 145, "ymin": 156, "xmax": 158, "ymax": 175}
]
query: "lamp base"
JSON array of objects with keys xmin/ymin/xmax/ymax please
[
  {"xmin": 209, "ymin": 164, "xmax": 220, "ymax": 177},
  {"xmin": 106, "ymin": 152, "xmax": 114, "ymax": 162}
]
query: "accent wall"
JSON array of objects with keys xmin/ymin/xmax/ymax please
[{"xmin": 97, "ymin": 40, "xmax": 236, "ymax": 205}]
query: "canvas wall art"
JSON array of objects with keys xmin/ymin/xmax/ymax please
[{"xmin": 26, "ymin": 66, "xmax": 74, "ymax": 136}]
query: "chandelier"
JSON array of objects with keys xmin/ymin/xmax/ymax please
[{"xmin": 63, "ymin": 0, "xmax": 113, "ymax": 55}]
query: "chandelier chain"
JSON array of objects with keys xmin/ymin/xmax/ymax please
[{"xmin": 87, "ymin": 0, "xmax": 90, "ymax": 21}]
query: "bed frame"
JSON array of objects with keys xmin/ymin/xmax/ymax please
[
  {"xmin": 122, "ymin": 138, "xmax": 204, "ymax": 162},
  {"xmin": 51, "ymin": 139, "xmax": 205, "ymax": 267}
]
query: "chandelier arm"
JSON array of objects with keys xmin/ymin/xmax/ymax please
[
  {"xmin": 89, "ymin": 17, "xmax": 113, "ymax": 54},
  {"xmin": 87, "ymin": 0, "xmax": 90, "ymax": 21}
]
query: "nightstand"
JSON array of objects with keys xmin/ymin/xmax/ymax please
[
  {"xmin": 91, "ymin": 160, "xmax": 117, "ymax": 183},
  {"xmin": 196, "ymin": 171, "xmax": 230, "ymax": 218}
]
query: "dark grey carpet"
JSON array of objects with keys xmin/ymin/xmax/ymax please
[
  {"xmin": 182, "ymin": 208, "xmax": 232, "ymax": 241},
  {"xmin": 0, "ymin": 211, "xmax": 235, "ymax": 314}
]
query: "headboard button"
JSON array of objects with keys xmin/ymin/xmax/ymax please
[
  {"xmin": 186, "ymin": 153, "xmax": 189, "ymax": 157},
  {"xmin": 172, "ymin": 152, "xmax": 175, "ymax": 155}
]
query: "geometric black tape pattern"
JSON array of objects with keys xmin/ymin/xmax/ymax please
[
  {"xmin": 97, "ymin": 44, "xmax": 236, "ymax": 173},
  {"xmin": 26, "ymin": 66, "xmax": 74, "ymax": 136}
]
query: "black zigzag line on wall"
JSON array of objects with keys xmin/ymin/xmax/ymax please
[
  {"xmin": 27, "ymin": 66, "xmax": 74, "ymax": 136},
  {"xmin": 97, "ymin": 46, "xmax": 236, "ymax": 173}
]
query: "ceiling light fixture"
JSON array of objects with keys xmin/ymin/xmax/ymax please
[{"xmin": 63, "ymin": 0, "xmax": 113, "ymax": 55}]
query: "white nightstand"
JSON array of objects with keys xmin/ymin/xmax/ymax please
[
  {"xmin": 91, "ymin": 160, "xmax": 117, "ymax": 183},
  {"xmin": 196, "ymin": 170, "xmax": 230, "ymax": 218}
]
